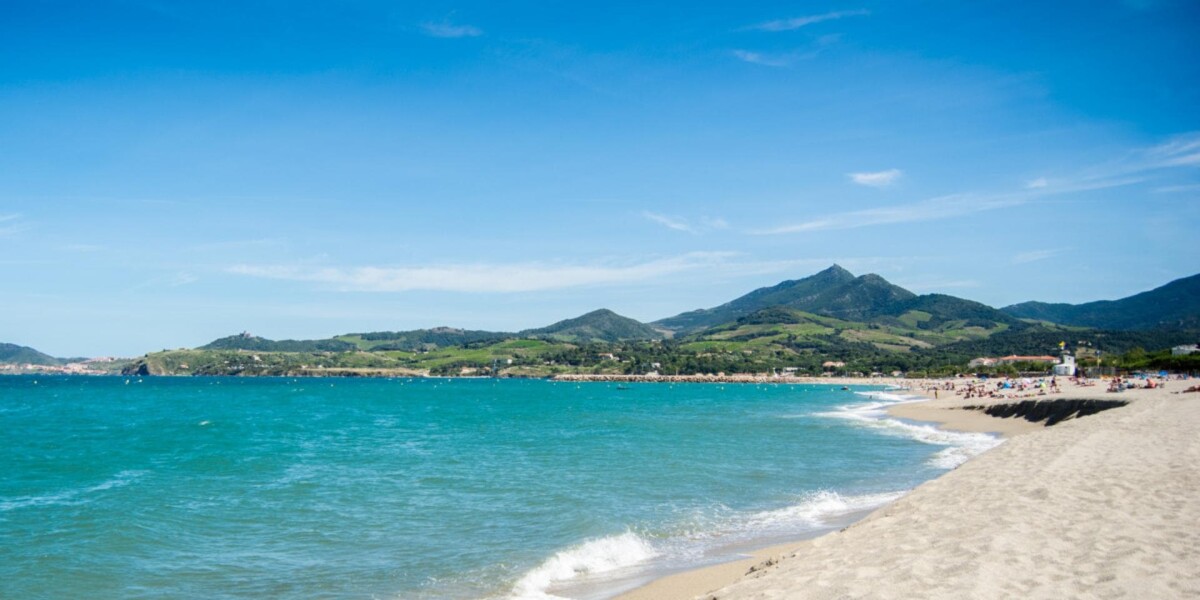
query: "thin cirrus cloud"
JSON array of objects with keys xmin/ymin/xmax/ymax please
[
  {"xmin": 227, "ymin": 252, "xmax": 737, "ymax": 293},
  {"xmin": 753, "ymin": 192, "xmax": 1028, "ymax": 235},
  {"xmin": 0, "ymin": 213, "xmax": 27, "ymax": 237},
  {"xmin": 643, "ymin": 212, "xmax": 694, "ymax": 232},
  {"xmin": 642, "ymin": 212, "xmax": 729, "ymax": 234},
  {"xmin": 420, "ymin": 21, "xmax": 483, "ymax": 38},
  {"xmin": 732, "ymin": 50, "xmax": 798, "ymax": 68},
  {"xmin": 1011, "ymin": 249, "xmax": 1066, "ymax": 264},
  {"xmin": 758, "ymin": 132, "xmax": 1200, "ymax": 235},
  {"xmin": 746, "ymin": 9, "xmax": 870, "ymax": 32},
  {"xmin": 849, "ymin": 168, "xmax": 903, "ymax": 188}
]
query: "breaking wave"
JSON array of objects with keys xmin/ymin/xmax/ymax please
[{"xmin": 817, "ymin": 391, "xmax": 1002, "ymax": 469}]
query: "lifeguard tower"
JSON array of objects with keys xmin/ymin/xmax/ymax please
[{"xmin": 1053, "ymin": 352, "xmax": 1076, "ymax": 376}]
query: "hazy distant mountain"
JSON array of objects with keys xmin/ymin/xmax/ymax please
[
  {"xmin": 523, "ymin": 309, "xmax": 664, "ymax": 343},
  {"xmin": 0, "ymin": 342, "xmax": 61, "ymax": 365},
  {"xmin": 1003, "ymin": 272, "xmax": 1200, "ymax": 330}
]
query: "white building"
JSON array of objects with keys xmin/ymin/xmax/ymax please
[
  {"xmin": 1053, "ymin": 353, "xmax": 1076, "ymax": 376},
  {"xmin": 1171, "ymin": 344, "xmax": 1199, "ymax": 356}
]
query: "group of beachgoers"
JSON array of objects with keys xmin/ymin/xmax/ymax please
[
  {"xmin": 923, "ymin": 377, "xmax": 1064, "ymax": 400},
  {"xmin": 920, "ymin": 372, "xmax": 1194, "ymax": 400},
  {"xmin": 1106, "ymin": 375, "xmax": 1170, "ymax": 393}
]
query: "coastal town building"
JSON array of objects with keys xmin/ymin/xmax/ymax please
[
  {"xmin": 1172, "ymin": 344, "xmax": 1199, "ymax": 356},
  {"xmin": 971, "ymin": 354, "xmax": 1065, "ymax": 371},
  {"xmin": 998, "ymin": 355, "xmax": 1059, "ymax": 364}
]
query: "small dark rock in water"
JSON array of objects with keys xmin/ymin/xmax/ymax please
[{"xmin": 963, "ymin": 399, "xmax": 1128, "ymax": 426}]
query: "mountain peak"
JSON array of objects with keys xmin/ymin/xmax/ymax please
[
  {"xmin": 812, "ymin": 264, "xmax": 856, "ymax": 283},
  {"xmin": 653, "ymin": 265, "xmax": 915, "ymax": 332},
  {"xmin": 580, "ymin": 308, "xmax": 619, "ymax": 318}
]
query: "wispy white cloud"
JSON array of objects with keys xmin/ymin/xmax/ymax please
[
  {"xmin": 757, "ymin": 132, "xmax": 1200, "ymax": 235},
  {"xmin": 1012, "ymin": 248, "xmax": 1066, "ymax": 264},
  {"xmin": 1053, "ymin": 132, "xmax": 1200, "ymax": 192},
  {"xmin": 0, "ymin": 213, "xmax": 28, "ymax": 237},
  {"xmin": 420, "ymin": 21, "xmax": 483, "ymax": 38},
  {"xmin": 849, "ymin": 169, "xmax": 903, "ymax": 188},
  {"xmin": 228, "ymin": 252, "xmax": 737, "ymax": 293},
  {"xmin": 754, "ymin": 192, "xmax": 1026, "ymax": 234},
  {"xmin": 642, "ymin": 212, "xmax": 730, "ymax": 234},
  {"xmin": 167, "ymin": 272, "xmax": 199, "ymax": 286},
  {"xmin": 643, "ymin": 212, "xmax": 695, "ymax": 233},
  {"xmin": 747, "ymin": 10, "xmax": 870, "ymax": 32},
  {"xmin": 1145, "ymin": 133, "xmax": 1200, "ymax": 167},
  {"xmin": 732, "ymin": 50, "xmax": 796, "ymax": 68}
]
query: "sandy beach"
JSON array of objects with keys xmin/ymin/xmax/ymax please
[{"xmin": 618, "ymin": 376, "xmax": 1200, "ymax": 599}]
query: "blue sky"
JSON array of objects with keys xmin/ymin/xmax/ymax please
[{"xmin": 2, "ymin": 0, "xmax": 1199, "ymax": 356}]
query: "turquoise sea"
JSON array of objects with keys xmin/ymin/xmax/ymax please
[{"xmin": 0, "ymin": 376, "xmax": 997, "ymax": 599}]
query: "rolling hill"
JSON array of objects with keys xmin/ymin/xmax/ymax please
[
  {"xmin": 200, "ymin": 332, "xmax": 358, "ymax": 352},
  {"xmin": 522, "ymin": 309, "xmax": 664, "ymax": 343}
]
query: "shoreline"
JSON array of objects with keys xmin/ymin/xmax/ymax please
[{"xmin": 614, "ymin": 376, "xmax": 1195, "ymax": 600}]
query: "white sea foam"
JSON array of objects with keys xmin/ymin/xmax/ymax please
[
  {"xmin": 507, "ymin": 532, "xmax": 659, "ymax": 600},
  {"xmin": 0, "ymin": 469, "xmax": 148, "ymax": 512},
  {"xmin": 817, "ymin": 391, "xmax": 1001, "ymax": 469},
  {"xmin": 499, "ymin": 488, "xmax": 908, "ymax": 600},
  {"xmin": 736, "ymin": 489, "xmax": 906, "ymax": 532},
  {"xmin": 496, "ymin": 389, "xmax": 996, "ymax": 599}
]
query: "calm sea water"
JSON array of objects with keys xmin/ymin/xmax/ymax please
[{"xmin": 0, "ymin": 376, "xmax": 997, "ymax": 599}]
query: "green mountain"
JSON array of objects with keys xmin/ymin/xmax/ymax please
[
  {"xmin": 654, "ymin": 265, "xmax": 1016, "ymax": 334},
  {"xmin": 523, "ymin": 309, "xmax": 664, "ymax": 343},
  {"xmin": 1002, "ymin": 272, "xmax": 1200, "ymax": 330},
  {"xmin": 0, "ymin": 342, "xmax": 62, "ymax": 365},
  {"xmin": 653, "ymin": 264, "xmax": 860, "ymax": 332}
]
